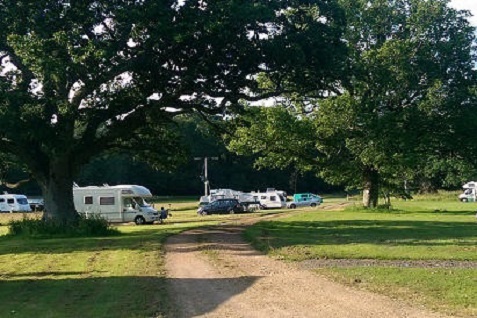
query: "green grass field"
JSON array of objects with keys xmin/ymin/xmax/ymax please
[
  {"xmin": 0, "ymin": 195, "xmax": 476, "ymax": 317},
  {"xmin": 0, "ymin": 207, "xmax": 245, "ymax": 318},
  {"xmin": 244, "ymin": 198, "xmax": 477, "ymax": 317}
]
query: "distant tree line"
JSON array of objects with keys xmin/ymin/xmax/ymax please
[{"xmin": 0, "ymin": 115, "xmax": 338, "ymax": 198}]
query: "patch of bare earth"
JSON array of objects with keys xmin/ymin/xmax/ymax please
[{"xmin": 164, "ymin": 209, "xmax": 454, "ymax": 318}]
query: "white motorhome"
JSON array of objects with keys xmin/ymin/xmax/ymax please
[
  {"xmin": 459, "ymin": 187, "xmax": 477, "ymax": 202},
  {"xmin": 0, "ymin": 193, "xmax": 32, "ymax": 212},
  {"xmin": 252, "ymin": 191, "xmax": 286, "ymax": 209},
  {"xmin": 73, "ymin": 185, "xmax": 159, "ymax": 225},
  {"xmin": 463, "ymin": 181, "xmax": 477, "ymax": 189}
]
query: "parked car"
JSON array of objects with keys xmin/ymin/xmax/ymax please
[
  {"xmin": 287, "ymin": 193, "xmax": 322, "ymax": 209},
  {"xmin": 197, "ymin": 199, "xmax": 245, "ymax": 215},
  {"xmin": 28, "ymin": 198, "xmax": 45, "ymax": 212}
]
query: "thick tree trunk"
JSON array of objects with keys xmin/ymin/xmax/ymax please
[
  {"xmin": 362, "ymin": 167, "xmax": 379, "ymax": 208},
  {"xmin": 37, "ymin": 157, "xmax": 78, "ymax": 224}
]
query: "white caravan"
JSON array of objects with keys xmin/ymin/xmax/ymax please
[
  {"xmin": 0, "ymin": 193, "xmax": 32, "ymax": 212},
  {"xmin": 199, "ymin": 189, "xmax": 258, "ymax": 206},
  {"xmin": 252, "ymin": 191, "xmax": 286, "ymax": 209},
  {"xmin": 73, "ymin": 185, "xmax": 159, "ymax": 225}
]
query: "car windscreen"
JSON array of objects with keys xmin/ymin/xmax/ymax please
[{"xmin": 133, "ymin": 197, "xmax": 150, "ymax": 207}]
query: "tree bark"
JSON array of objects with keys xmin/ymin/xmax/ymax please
[
  {"xmin": 362, "ymin": 167, "xmax": 379, "ymax": 208},
  {"xmin": 37, "ymin": 157, "xmax": 78, "ymax": 224}
]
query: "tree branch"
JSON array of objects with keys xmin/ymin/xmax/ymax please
[{"xmin": 0, "ymin": 45, "xmax": 35, "ymax": 89}]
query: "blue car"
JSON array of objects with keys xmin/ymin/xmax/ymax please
[{"xmin": 287, "ymin": 193, "xmax": 323, "ymax": 209}]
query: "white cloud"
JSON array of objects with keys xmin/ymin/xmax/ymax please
[{"xmin": 450, "ymin": 0, "xmax": 477, "ymax": 26}]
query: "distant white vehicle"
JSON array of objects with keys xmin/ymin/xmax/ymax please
[
  {"xmin": 252, "ymin": 191, "xmax": 286, "ymax": 209},
  {"xmin": 463, "ymin": 181, "xmax": 477, "ymax": 189},
  {"xmin": 0, "ymin": 193, "xmax": 32, "ymax": 212},
  {"xmin": 73, "ymin": 184, "xmax": 159, "ymax": 225},
  {"xmin": 459, "ymin": 187, "xmax": 477, "ymax": 202},
  {"xmin": 199, "ymin": 189, "xmax": 258, "ymax": 206}
]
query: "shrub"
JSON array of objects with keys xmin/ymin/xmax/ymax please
[
  {"xmin": 8, "ymin": 214, "xmax": 119, "ymax": 238},
  {"xmin": 412, "ymin": 190, "xmax": 461, "ymax": 202}
]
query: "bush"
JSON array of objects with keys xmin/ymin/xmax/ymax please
[
  {"xmin": 8, "ymin": 214, "xmax": 119, "ymax": 238},
  {"xmin": 412, "ymin": 190, "xmax": 461, "ymax": 202}
]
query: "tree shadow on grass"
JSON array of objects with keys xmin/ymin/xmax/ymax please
[
  {"xmin": 0, "ymin": 275, "xmax": 259, "ymax": 318},
  {"xmin": 250, "ymin": 219, "xmax": 477, "ymax": 248}
]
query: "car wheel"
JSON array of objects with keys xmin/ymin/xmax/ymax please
[
  {"xmin": 290, "ymin": 204, "xmax": 296, "ymax": 209},
  {"xmin": 461, "ymin": 198, "xmax": 468, "ymax": 202},
  {"xmin": 135, "ymin": 216, "xmax": 146, "ymax": 225},
  {"xmin": 310, "ymin": 203, "xmax": 317, "ymax": 207}
]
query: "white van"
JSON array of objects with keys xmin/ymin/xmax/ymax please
[
  {"xmin": 459, "ymin": 187, "xmax": 477, "ymax": 202},
  {"xmin": 252, "ymin": 191, "xmax": 286, "ymax": 209},
  {"xmin": 0, "ymin": 193, "xmax": 32, "ymax": 212},
  {"xmin": 73, "ymin": 184, "xmax": 159, "ymax": 225}
]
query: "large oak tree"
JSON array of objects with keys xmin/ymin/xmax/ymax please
[
  {"xmin": 228, "ymin": 0, "xmax": 476, "ymax": 207},
  {"xmin": 0, "ymin": 0, "xmax": 346, "ymax": 222}
]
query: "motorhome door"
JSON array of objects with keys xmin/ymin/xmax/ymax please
[{"xmin": 121, "ymin": 197, "xmax": 140, "ymax": 222}]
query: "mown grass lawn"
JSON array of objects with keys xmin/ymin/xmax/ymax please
[
  {"xmin": 245, "ymin": 198, "xmax": 477, "ymax": 317},
  {"xmin": 0, "ymin": 209, "xmax": 243, "ymax": 318}
]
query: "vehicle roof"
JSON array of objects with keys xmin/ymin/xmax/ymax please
[
  {"xmin": 73, "ymin": 185, "xmax": 152, "ymax": 196},
  {"xmin": 0, "ymin": 193, "xmax": 28, "ymax": 198}
]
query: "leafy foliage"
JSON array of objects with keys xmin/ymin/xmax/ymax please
[
  {"xmin": 8, "ymin": 215, "xmax": 119, "ymax": 238},
  {"xmin": 227, "ymin": 106, "xmax": 319, "ymax": 172},
  {"xmin": 227, "ymin": 0, "xmax": 477, "ymax": 206},
  {"xmin": 315, "ymin": 0, "xmax": 477, "ymax": 199},
  {"xmin": 0, "ymin": 1, "xmax": 347, "ymax": 222}
]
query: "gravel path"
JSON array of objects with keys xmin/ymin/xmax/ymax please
[
  {"xmin": 164, "ymin": 215, "xmax": 453, "ymax": 318},
  {"xmin": 299, "ymin": 259, "xmax": 477, "ymax": 269}
]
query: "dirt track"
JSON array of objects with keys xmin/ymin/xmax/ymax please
[{"xmin": 164, "ymin": 210, "xmax": 453, "ymax": 318}]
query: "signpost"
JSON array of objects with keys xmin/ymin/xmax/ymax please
[{"xmin": 194, "ymin": 157, "xmax": 218, "ymax": 196}]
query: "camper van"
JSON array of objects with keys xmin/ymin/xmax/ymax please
[
  {"xmin": 459, "ymin": 187, "xmax": 477, "ymax": 202},
  {"xmin": 0, "ymin": 193, "xmax": 32, "ymax": 212},
  {"xmin": 73, "ymin": 185, "xmax": 159, "ymax": 225},
  {"xmin": 252, "ymin": 191, "xmax": 286, "ymax": 209}
]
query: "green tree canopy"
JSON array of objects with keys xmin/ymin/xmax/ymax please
[
  {"xmin": 228, "ymin": 0, "xmax": 477, "ymax": 207},
  {"xmin": 0, "ymin": 0, "xmax": 347, "ymax": 222}
]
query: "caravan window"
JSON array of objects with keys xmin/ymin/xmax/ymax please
[
  {"xmin": 0, "ymin": 198, "xmax": 4, "ymax": 203},
  {"xmin": 99, "ymin": 197, "xmax": 115, "ymax": 205},
  {"xmin": 7, "ymin": 198, "xmax": 14, "ymax": 204},
  {"xmin": 84, "ymin": 196, "xmax": 93, "ymax": 205},
  {"xmin": 270, "ymin": 196, "xmax": 277, "ymax": 201},
  {"xmin": 17, "ymin": 198, "xmax": 28, "ymax": 205}
]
